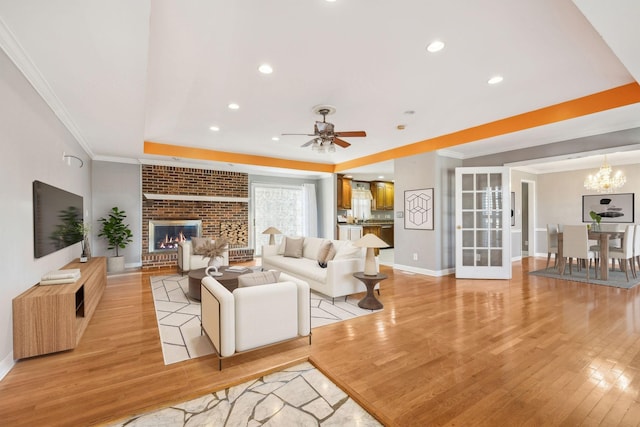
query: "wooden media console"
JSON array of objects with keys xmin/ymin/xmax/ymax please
[{"xmin": 12, "ymin": 257, "xmax": 107, "ymax": 359}]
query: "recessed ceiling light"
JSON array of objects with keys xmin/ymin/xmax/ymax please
[
  {"xmin": 209, "ymin": 126, "xmax": 220, "ymax": 131},
  {"xmin": 228, "ymin": 103, "xmax": 240, "ymax": 110},
  {"xmin": 378, "ymin": 175, "xmax": 384, "ymax": 179},
  {"xmin": 426, "ymin": 40, "xmax": 445, "ymax": 53},
  {"xmin": 258, "ymin": 64, "xmax": 273, "ymax": 74},
  {"xmin": 488, "ymin": 75, "xmax": 504, "ymax": 85},
  {"xmin": 272, "ymin": 136, "xmax": 279, "ymax": 141},
  {"xmin": 326, "ymin": 0, "xmax": 337, "ymax": 2}
]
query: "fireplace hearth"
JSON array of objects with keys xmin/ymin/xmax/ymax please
[{"xmin": 149, "ymin": 219, "xmax": 202, "ymax": 253}]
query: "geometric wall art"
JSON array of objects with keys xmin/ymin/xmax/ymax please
[{"xmin": 404, "ymin": 188, "xmax": 434, "ymax": 230}]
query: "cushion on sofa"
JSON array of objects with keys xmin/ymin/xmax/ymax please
[
  {"xmin": 284, "ymin": 237, "xmax": 304, "ymax": 258},
  {"xmin": 238, "ymin": 270, "xmax": 281, "ymax": 287},
  {"xmin": 316, "ymin": 241, "xmax": 334, "ymax": 268},
  {"xmin": 191, "ymin": 237, "xmax": 210, "ymax": 254},
  {"xmin": 303, "ymin": 237, "xmax": 326, "ymax": 260},
  {"xmin": 333, "ymin": 241, "xmax": 363, "ymax": 260}
]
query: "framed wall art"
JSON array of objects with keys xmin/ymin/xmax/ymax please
[
  {"xmin": 582, "ymin": 193, "xmax": 634, "ymax": 223},
  {"xmin": 404, "ymin": 188, "xmax": 434, "ymax": 230}
]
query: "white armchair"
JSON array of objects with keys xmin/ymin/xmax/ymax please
[
  {"xmin": 200, "ymin": 272, "xmax": 311, "ymax": 369},
  {"xmin": 177, "ymin": 240, "xmax": 229, "ymax": 273}
]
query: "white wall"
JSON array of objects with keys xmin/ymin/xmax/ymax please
[
  {"xmin": 0, "ymin": 48, "xmax": 92, "ymax": 377},
  {"xmin": 537, "ymin": 164, "xmax": 640, "ymax": 229}
]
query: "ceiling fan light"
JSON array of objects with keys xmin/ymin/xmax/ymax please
[{"xmin": 328, "ymin": 143, "xmax": 336, "ymax": 153}]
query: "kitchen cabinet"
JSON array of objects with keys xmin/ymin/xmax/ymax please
[
  {"xmin": 380, "ymin": 224, "xmax": 394, "ymax": 247},
  {"xmin": 372, "ymin": 181, "xmax": 394, "ymax": 210},
  {"xmin": 337, "ymin": 175, "xmax": 352, "ymax": 210},
  {"xmin": 338, "ymin": 224, "xmax": 362, "ymax": 241}
]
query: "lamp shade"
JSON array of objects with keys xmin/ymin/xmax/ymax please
[
  {"xmin": 353, "ymin": 233, "xmax": 389, "ymax": 275},
  {"xmin": 262, "ymin": 227, "xmax": 282, "ymax": 245}
]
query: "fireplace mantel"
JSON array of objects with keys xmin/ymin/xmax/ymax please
[{"xmin": 143, "ymin": 193, "xmax": 249, "ymax": 203}]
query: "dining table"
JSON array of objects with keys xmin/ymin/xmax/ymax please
[{"xmin": 557, "ymin": 230, "xmax": 623, "ymax": 281}]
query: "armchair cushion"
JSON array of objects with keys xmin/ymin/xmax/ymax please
[{"xmin": 237, "ymin": 270, "xmax": 281, "ymax": 287}]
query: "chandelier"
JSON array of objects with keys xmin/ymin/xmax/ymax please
[{"xmin": 583, "ymin": 155, "xmax": 625, "ymax": 193}]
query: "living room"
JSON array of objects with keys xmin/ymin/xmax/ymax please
[{"xmin": 2, "ymin": 1, "xmax": 640, "ymax": 425}]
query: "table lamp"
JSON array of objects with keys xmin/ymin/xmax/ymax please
[
  {"xmin": 353, "ymin": 233, "xmax": 389, "ymax": 276},
  {"xmin": 262, "ymin": 226, "xmax": 282, "ymax": 245}
]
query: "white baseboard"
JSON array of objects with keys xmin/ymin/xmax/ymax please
[
  {"xmin": 392, "ymin": 263, "xmax": 454, "ymax": 277},
  {"xmin": 0, "ymin": 351, "xmax": 15, "ymax": 381}
]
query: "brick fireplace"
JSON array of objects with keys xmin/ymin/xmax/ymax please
[{"xmin": 141, "ymin": 165, "xmax": 253, "ymax": 270}]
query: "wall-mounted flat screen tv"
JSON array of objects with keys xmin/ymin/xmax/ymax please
[{"xmin": 33, "ymin": 180, "xmax": 84, "ymax": 258}]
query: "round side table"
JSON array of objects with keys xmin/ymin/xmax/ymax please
[{"xmin": 353, "ymin": 271, "xmax": 387, "ymax": 310}]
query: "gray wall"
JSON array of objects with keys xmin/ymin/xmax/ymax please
[
  {"xmin": 0, "ymin": 48, "xmax": 92, "ymax": 374},
  {"xmin": 394, "ymin": 151, "xmax": 462, "ymax": 274},
  {"xmin": 92, "ymin": 161, "xmax": 142, "ymax": 267}
]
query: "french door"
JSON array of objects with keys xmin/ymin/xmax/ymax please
[{"xmin": 455, "ymin": 167, "xmax": 511, "ymax": 279}]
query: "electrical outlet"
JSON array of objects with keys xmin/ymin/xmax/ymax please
[{"xmin": 413, "ymin": 253, "xmax": 418, "ymax": 261}]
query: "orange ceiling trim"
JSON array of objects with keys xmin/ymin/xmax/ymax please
[
  {"xmin": 335, "ymin": 82, "xmax": 640, "ymax": 172},
  {"xmin": 144, "ymin": 141, "xmax": 335, "ymax": 173}
]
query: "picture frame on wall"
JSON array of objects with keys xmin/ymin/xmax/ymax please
[
  {"xmin": 404, "ymin": 188, "xmax": 434, "ymax": 230},
  {"xmin": 582, "ymin": 193, "xmax": 635, "ymax": 223}
]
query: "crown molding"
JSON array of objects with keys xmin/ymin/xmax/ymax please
[{"xmin": 0, "ymin": 15, "xmax": 94, "ymax": 158}]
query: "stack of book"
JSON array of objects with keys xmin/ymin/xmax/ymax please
[{"xmin": 40, "ymin": 269, "xmax": 81, "ymax": 285}]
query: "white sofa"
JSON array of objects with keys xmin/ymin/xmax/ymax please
[
  {"xmin": 201, "ymin": 272, "xmax": 310, "ymax": 368},
  {"xmin": 177, "ymin": 240, "xmax": 229, "ymax": 273},
  {"xmin": 262, "ymin": 236, "xmax": 374, "ymax": 300}
]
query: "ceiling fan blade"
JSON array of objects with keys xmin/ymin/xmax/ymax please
[
  {"xmin": 335, "ymin": 131, "xmax": 366, "ymax": 137},
  {"xmin": 301, "ymin": 138, "xmax": 317, "ymax": 147},
  {"xmin": 333, "ymin": 138, "xmax": 351, "ymax": 148}
]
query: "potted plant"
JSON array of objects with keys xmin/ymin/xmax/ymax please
[
  {"xmin": 98, "ymin": 207, "xmax": 133, "ymax": 273},
  {"xmin": 589, "ymin": 210, "xmax": 602, "ymax": 231}
]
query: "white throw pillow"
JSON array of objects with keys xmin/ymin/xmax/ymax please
[{"xmin": 333, "ymin": 242, "xmax": 363, "ymax": 260}]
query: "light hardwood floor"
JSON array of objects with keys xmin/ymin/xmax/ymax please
[{"xmin": 1, "ymin": 257, "xmax": 640, "ymax": 426}]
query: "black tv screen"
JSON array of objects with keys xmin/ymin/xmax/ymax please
[{"xmin": 33, "ymin": 180, "xmax": 84, "ymax": 258}]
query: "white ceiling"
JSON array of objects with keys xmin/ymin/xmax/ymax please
[{"xmin": 1, "ymin": 0, "xmax": 639, "ymax": 181}]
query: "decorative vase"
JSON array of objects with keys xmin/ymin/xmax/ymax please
[
  {"xmin": 592, "ymin": 221, "xmax": 600, "ymax": 232},
  {"xmin": 206, "ymin": 256, "xmax": 224, "ymax": 277}
]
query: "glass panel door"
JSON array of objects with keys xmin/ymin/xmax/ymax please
[{"xmin": 455, "ymin": 167, "xmax": 511, "ymax": 279}]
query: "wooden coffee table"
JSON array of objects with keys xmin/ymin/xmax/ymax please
[{"xmin": 187, "ymin": 266, "xmax": 251, "ymax": 300}]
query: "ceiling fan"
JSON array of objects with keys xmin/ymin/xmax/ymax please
[{"xmin": 282, "ymin": 105, "xmax": 366, "ymax": 152}]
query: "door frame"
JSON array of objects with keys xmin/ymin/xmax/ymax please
[{"xmin": 455, "ymin": 166, "xmax": 512, "ymax": 279}]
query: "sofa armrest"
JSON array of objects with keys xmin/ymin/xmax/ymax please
[
  {"xmin": 233, "ymin": 282, "xmax": 299, "ymax": 352},
  {"xmin": 201, "ymin": 277, "xmax": 235, "ymax": 357},
  {"xmin": 177, "ymin": 241, "xmax": 192, "ymax": 272},
  {"xmin": 279, "ymin": 273, "xmax": 311, "ymax": 336},
  {"xmin": 326, "ymin": 257, "xmax": 365, "ymax": 282},
  {"xmin": 262, "ymin": 244, "xmax": 278, "ymax": 258}
]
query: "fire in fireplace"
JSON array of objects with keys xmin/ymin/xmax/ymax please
[{"xmin": 149, "ymin": 220, "xmax": 202, "ymax": 253}]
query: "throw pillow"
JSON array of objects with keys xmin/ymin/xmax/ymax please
[
  {"xmin": 191, "ymin": 237, "xmax": 209, "ymax": 255},
  {"xmin": 326, "ymin": 244, "xmax": 337, "ymax": 261},
  {"xmin": 316, "ymin": 241, "xmax": 333, "ymax": 264},
  {"xmin": 283, "ymin": 237, "xmax": 304, "ymax": 258},
  {"xmin": 237, "ymin": 270, "xmax": 281, "ymax": 287}
]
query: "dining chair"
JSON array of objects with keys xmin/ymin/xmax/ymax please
[
  {"xmin": 608, "ymin": 224, "xmax": 636, "ymax": 281},
  {"xmin": 632, "ymin": 225, "xmax": 640, "ymax": 277},
  {"xmin": 546, "ymin": 224, "xmax": 559, "ymax": 270},
  {"xmin": 561, "ymin": 225, "xmax": 597, "ymax": 281}
]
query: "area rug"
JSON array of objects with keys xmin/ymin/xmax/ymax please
[
  {"xmin": 529, "ymin": 266, "xmax": 640, "ymax": 289},
  {"xmin": 150, "ymin": 274, "xmax": 382, "ymax": 365},
  {"xmin": 107, "ymin": 361, "xmax": 381, "ymax": 426}
]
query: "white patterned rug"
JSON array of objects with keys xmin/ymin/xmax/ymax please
[{"xmin": 150, "ymin": 274, "xmax": 381, "ymax": 365}]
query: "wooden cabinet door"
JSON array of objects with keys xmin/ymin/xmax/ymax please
[
  {"xmin": 384, "ymin": 183, "xmax": 394, "ymax": 210},
  {"xmin": 337, "ymin": 175, "xmax": 352, "ymax": 209}
]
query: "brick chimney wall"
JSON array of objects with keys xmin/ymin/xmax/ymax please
[{"xmin": 141, "ymin": 165, "xmax": 253, "ymax": 270}]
